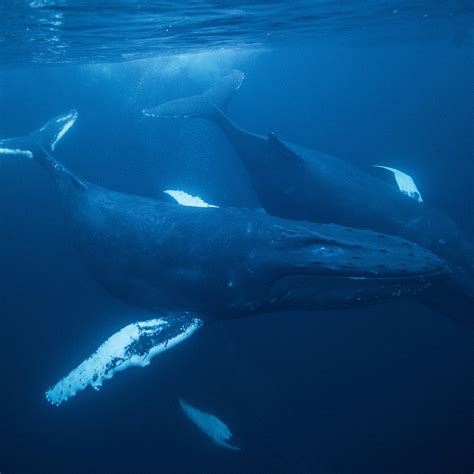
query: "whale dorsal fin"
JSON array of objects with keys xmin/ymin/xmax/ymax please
[{"xmin": 266, "ymin": 132, "xmax": 301, "ymax": 163}]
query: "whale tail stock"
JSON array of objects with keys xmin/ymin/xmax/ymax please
[{"xmin": 143, "ymin": 70, "xmax": 244, "ymax": 123}]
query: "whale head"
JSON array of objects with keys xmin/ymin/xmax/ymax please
[{"xmin": 250, "ymin": 222, "xmax": 449, "ymax": 312}]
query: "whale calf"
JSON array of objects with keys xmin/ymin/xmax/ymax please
[
  {"xmin": 0, "ymin": 112, "xmax": 447, "ymax": 404},
  {"xmin": 144, "ymin": 71, "xmax": 474, "ymax": 325}
]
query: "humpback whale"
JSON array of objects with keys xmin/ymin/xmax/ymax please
[
  {"xmin": 0, "ymin": 112, "xmax": 447, "ymax": 404},
  {"xmin": 144, "ymin": 71, "xmax": 474, "ymax": 325}
]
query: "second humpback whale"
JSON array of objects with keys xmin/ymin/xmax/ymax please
[
  {"xmin": 0, "ymin": 112, "xmax": 446, "ymax": 404},
  {"xmin": 144, "ymin": 71, "xmax": 474, "ymax": 325}
]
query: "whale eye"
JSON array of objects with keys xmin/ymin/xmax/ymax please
[{"xmin": 313, "ymin": 246, "xmax": 344, "ymax": 257}]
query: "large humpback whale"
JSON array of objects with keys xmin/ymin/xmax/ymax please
[
  {"xmin": 144, "ymin": 71, "xmax": 474, "ymax": 325},
  {"xmin": 0, "ymin": 112, "xmax": 447, "ymax": 404}
]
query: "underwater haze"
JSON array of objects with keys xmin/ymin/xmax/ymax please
[{"xmin": 0, "ymin": 1, "xmax": 473, "ymax": 473}]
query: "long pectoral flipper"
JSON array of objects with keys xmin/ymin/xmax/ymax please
[
  {"xmin": 373, "ymin": 165, "xmax": 423, "ymax": 203},
  {"xmin": 46, "ymin": 313, "xmax": 204, "ymax": 406},
  {"xmin": 179, "ymin": 398, "xmax": 240, "ymax": 451}
]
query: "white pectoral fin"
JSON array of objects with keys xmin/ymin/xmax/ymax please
[
  {"xmin": 373, "ymin": 165, "xmax": 423, "ymax": 203},
  {"xmin": 164, "ymin": 189, "xmax": 219, "ymax": 208},
  {"xmin": 46, "ymin": 313, "xmax": 204, "ymax": 406},
  {"xmin": 179, "ymin": 398, "xmax": 240, "ymax": 451}
]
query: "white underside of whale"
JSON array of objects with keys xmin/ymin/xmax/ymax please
[{"xmin": 179, "ymin": 398, "xmax": 240, "ymax": 450}]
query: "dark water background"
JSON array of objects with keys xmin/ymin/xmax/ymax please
[{"xmin": 0, "ymin": 2, "xmax": 473, "ymax": 473}]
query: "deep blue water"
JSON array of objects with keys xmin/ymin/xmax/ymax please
[{"xmin": 1, "ymin": 2, "xmax": 473, "ymax": 473}]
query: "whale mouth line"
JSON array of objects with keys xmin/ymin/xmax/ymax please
[
  {"xmin": 268, "ymin": 267, "xmax": 449, "ymax": 306},
  {"xmin": 274, "ymin": 267, "xmax": 448, "ymax": 284}
]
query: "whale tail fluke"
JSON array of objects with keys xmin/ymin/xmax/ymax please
[
  {"xmin": 32, "ymin": 110, "xmax": 78, "ymax": 153},
  {"xmin": 0, "ymin": 110, "xmax": 78, "ymax": 160},
  {"xmin": 143, "ymin": 70, "xmax": 244, "ymax": 122},
  {"xmin": 0, "ymin": 110, "xmax": 80, "ymax": 186},
  {"xmin": 203, "ymin": 70, "xmax": 245, "ymax": 111}
]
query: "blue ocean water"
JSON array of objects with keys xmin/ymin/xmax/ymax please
[{"xmin": 0, "ymin": 2, "xmax": 473, "ymax": 473}]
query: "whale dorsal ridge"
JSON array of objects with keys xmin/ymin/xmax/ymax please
[{"xmin": 266, "ymin": 131, "xmax": 301, "ymax": 163}]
